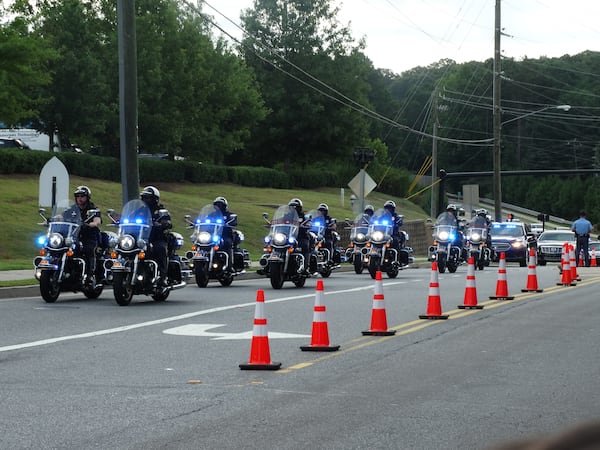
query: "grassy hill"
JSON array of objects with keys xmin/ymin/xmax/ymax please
[{"xmin": 1, "ymin": 174, "xmax": 429, "ymax": 270}]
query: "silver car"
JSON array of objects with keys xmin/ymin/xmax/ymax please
[{"xmin": 536, "ymin": 230, "xmax": 575, "ymax": 265}]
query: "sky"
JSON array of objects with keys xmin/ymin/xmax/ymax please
[{"xmin": 205, "ymin": 0, "xmax": 600, "ymax": 74}]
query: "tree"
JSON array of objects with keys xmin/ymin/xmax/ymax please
[
  {"xmin": 238, "ymin": 0, "xmax": 372, "ymax": 167},
  {"xmin": 0, "ymin": 14, "xmax": 55, "ymax": 127}
]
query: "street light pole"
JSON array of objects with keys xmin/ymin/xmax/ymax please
[{"xmin": 492, "ymin": 0, "xmax": 502, "ymax": 222}]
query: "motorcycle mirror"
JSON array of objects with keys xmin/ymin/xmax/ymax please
[
  {"xmin": 39, "ymin": 208, "xmax": 46, "ymax": 215},
  {"xmin": 262, "ymin": 212, "xmax": 269, "ymax": 219},
  {"xmin": 107, "ymin": 208, "xmax": 115, "ymax": 215}
]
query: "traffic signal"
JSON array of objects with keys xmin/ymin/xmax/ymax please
[{"xmin": 536, "ymin": 213, "xmax": 549, "ymax": 222}]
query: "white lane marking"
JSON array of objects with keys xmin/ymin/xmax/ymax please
[
  {"xmin": 162, "ymin": 323, "xmax": 310, "ymax": 340},
  {"xmin": 0, "ymin": 281, "xmax": 405, "ymax": 353}
]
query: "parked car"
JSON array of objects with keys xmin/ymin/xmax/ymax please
[
  {"xmin": 491, "ymin": 221, "xmax": 535, "ymax": 266},
  {"xmin": 0, "ymin": 138, "xmax": 30, "ymax": 149},
  {"xmin": 536, "ymin": 230, "xmax": 575, "ymax": 266}
]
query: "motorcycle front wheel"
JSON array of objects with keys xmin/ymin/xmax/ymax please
[
  {"xmin": 387, "ymin": 268, "xmax": 399, "ymax": 278},
  {"xmin": 368, "ymin": 257, "xmax": 379, "ymax": 279},
  {"xmin": 40, "ymin": 270, "xmax": 60, "ymax": 303},
  {"xmin": 113, "ymin": 272, "xmax": 134, "ymax": 306},
  {"xmin": 353, "ymin": 255, "xmax": 364, "ymax": 274},
  {"xmin": 194, "ymin": 263, "xmax": 209, "ymax": 288},
  {"xmin": 269, "ymin": 263, "xmax": 285, "ymax": 289},
  {"xmin": 437, "ymin": 254, "xmax": 447, "ymax": 273}
]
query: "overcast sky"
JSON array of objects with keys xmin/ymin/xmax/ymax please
[{"xmin": 206, "ymin": 0, "xmax": 600, "ymax": 74}]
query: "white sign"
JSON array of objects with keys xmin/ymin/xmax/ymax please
[
  {"xmin": 348, "ymin": 170, "xmax": 376, "ymax": 197},
  {"xmin": 0, "ymin": 128, "xmax": 51, "ymax": 151},
  {"xmin": 39, "ymin": 157, "xmax": 70, "ymax": 210}
]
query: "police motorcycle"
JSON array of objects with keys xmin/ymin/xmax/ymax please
[
  {"xmin": 257, "ymin": 205, "xmax": 311, "ymax": 289},
  {"xmin": 428, "ymin": 211, "xmax": 463, "ymax": 273},
  {"xmin": 465, "ymin": 215, "xmax": 492, "ymax": 270},
  {"xmin": 306, "ymin": 209, "xmax": 342, "ymax": 278},
  {"xmin": 365, "ymin": 208, "xmax": 410, "ymax": 279},
  {"xmin": 184, "ymin": 204, "xmax": 250, "ymax": 287},
  {"xmin": 344, "ymin": 213, "xmax": 370, "ymax": 274},
  {"xmin": 34, "ymin": 206, "xmax": 115, "ymax": 302},
  {"xmin": 105, "ymin": 199, "xmax": 189, "ymax": 306}
]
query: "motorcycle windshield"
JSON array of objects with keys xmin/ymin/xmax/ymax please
[
  {"xmin": 307, "ymin": 209, "xmax": 325, "ymax": 238},
  {"xmin": 270, "ymin": 205, "xmax": 299, "ymax": 241},
  {"xmin": 368, "ymin": 209, "xmax": 393, "ymax": 240},
  {"xmin": 118, "ymin": 199, "xmax": 152, "ymax": 241},
  {"xmin": 467, "ymin": 217, "xmax": 488, "ymax": 242},
  {"xmin": 434, "ymin": 212, "xmax": 457, "ymax": 242},
  {"xmin": 193, "ymin": 204, "xmax": 224, "ymax": 245},
  {"xmin": 48, "ymin": 205, "xmax": 82, "ymax": 240},
  {"xmin": 350, "ymin": 213, "xmax": 370, "ymax": 241}
]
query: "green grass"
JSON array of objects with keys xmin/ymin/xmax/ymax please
[
  {"xmin": 0, "ymin": 279, "xmax": 37, "ymax": 288},
  {"xmin": 0, "ymin": 174, "xmax": 429, "ymax": 268}
]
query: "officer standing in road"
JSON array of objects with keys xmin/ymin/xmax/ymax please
[{"xmin": 571, "ymin": 210, "xmax": 593, "ymax": 267}]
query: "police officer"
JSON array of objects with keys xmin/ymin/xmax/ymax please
[
  {"xmin": 317, "ymin": 203, "xmax": 339, "ymax": 263},
  {"xmin": 383, "ymin": 200, "xmax": 405, "ymax": 250},
  {"xmin": 213, "ymin": 196, "xmax": 237, "ymax": 268},
  {"xmin": 571, "ymin": 210, "xmax": 593, "ymax": 267},
  {"xmin": 71, "ymin": 186, "xmax": 101, "ymax": 286},
  {"xmin": 445, "ymin": 204, "xmax": 465, "ymax": 256},
  {"xmin": 289, "ymin": 198, "xmax": 313, "ymax": 273},
  {"xmin": 363, "ymin": 204, "xmax": 374, "ymax": 221},
  {"xmin": 140, "ymin": 186, "xmax": 172, "ymax": 286}
]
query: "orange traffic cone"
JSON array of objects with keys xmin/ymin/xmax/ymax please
[
  {"xmin": 591, "ymin": 247, "xmax": 597, "ymax": 267},
  {"xmin": 569, "ymin": 244, "xmax": 581, "ymax": 281},
  {"xmin": 239, "ymin": 290, "xmax": 282, "ymax": 370},
  {"xmin": 458, "ymin": 256, "xmax": 483, "ymax": 309},
  {"xmin": 489, "ymin": 252, "xmax": 515, "ymax": 300},
  {"xmin": 301, "ymin": 280, "xmax": 340, "ymax": 351},
  {"xmin": 557, "ymin": 243, "xmax": 574, "ymax": 286},
  {"xmin": 578, "ymin": 249, "xmax": 584, "ymax": 267},
  {"xmin": 419, "ymin": 262, "xmax": 449, "ymax": 320},
  {"xmin": 522, "ymin": 247, "xmax": 543, "ymax": 293},
  {"xmin": 362, "ymin": 271, "xmax": 396, "ymax": 336}
]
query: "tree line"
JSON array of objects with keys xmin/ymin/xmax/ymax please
[{"xmin": 1, "ymin": 0, "xmax": 599, "ymax": 221}]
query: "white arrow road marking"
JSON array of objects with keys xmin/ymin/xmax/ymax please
[
  {"xmin": 1, "ymin": 281, "xmax": 405, "ymax": 352},
  {"xmin": 162, "ymin": 323, "xmax": 310, "ymax": 340}
]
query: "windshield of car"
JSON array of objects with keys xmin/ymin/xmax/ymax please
[
  {"xmin": 491, "ymin": 223, "xmax": 525, "ymax": 238},
  {"xmin": 538, "ymin": 231, "xmax": 575, "ymax": 242}
]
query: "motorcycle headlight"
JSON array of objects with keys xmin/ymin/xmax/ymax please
[
  {"xmin": 48, "ymin": 233, "xmax": 64, "ymax": 249},
  {"xmin": 119, "ymin": 234, "xmax": 135, "ymax": 251},
  {"xmin": 437, "ymin": 231, "xmax": 449, "ymax": 241},
  {"xmin": 356, "ymin": 232, "xmax": 367, "ymax": 243},
  {"xmin": 470, "ymin": 232, "xmax": 481, "ymax": 241},
  {"xmin": 197, "ymin": 231, "xmax": 212, "ymax": 245},
  {"xmin": 371, "ymin": 231, "xmax": 384, "ymax": 242},
  {"xmin": 273, "ymin": 232, "xmax": 288, "ymax": 246}
]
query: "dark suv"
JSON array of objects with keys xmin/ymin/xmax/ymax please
[{"xmin": 491, "ymin": 222, "xmax": 536, "ymax": 267}]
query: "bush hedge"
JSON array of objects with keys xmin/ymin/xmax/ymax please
[{"xmin": 0, "ymin": 148, "xmax": 411, "ymax": 193}]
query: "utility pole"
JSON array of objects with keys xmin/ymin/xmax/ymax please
[
  {"xmin": 117, "ymin": 0, "xmax": 140, "ymax": 204},
  {"xmin": 431, "ymin": 89, "xmax": 439, "ymax": 219},
  {"xmin": 492, "ymin": 0, "xmax": 502, "ymax": 222}
]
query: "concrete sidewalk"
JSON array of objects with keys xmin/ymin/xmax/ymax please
[{"xmin": 0, "ymin": 269, "xmax": 35, "ymax": 282}]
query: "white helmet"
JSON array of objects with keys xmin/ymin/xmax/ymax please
[
  {"xmin": 74, "ymin": 185, "xmax": 91, "ymax": 198},
  {"xmin": 140, "ymin": 185, "xmax": 160, "ymax": 200}
]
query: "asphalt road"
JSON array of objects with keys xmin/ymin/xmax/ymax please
[{"xmin": 1, "ymin": 265, "xmax": 599, "ymax": 449}]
